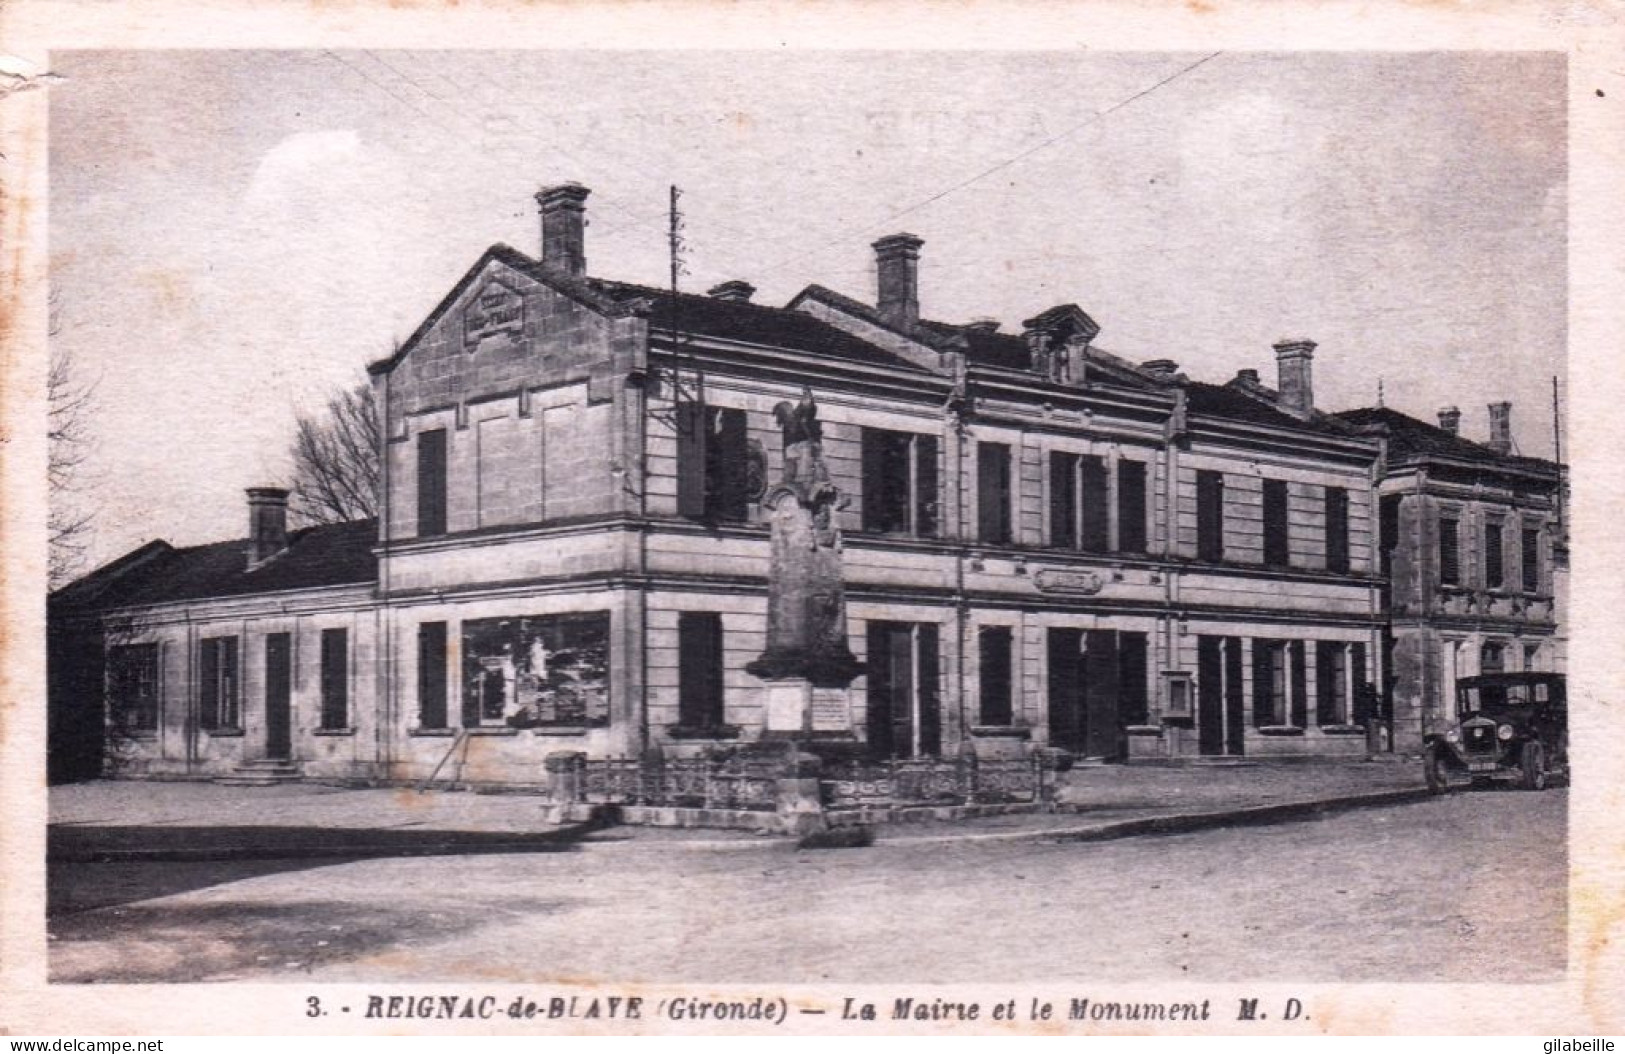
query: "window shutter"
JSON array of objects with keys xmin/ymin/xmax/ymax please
[
  {"xmin": 1117, "ymin": 460, "xmax": 1147, "ymax": 553},
  {"xmin": 1223, "ymin": 636, "xmax": 1246, "ymax": 756},
  {"xmin": 1484, "ymin": 522, "xmax": 1504, "ymax": 589},
  {"xmin": 978, "ymin": 626, "xmax": 1013, "ymax": 726},
  {"xmin": 416, "ymin": 429, "xmax": 448, "ymax": 537},
  {"xmin": 1252, "ymin": 639, "xmax": 1273, "ymax": 727},
  {"xmin": 914, "ymin": 434, "xmax": 939, "ymax": 537},
  {"xmin": 864, "ymin": 622, "xmax": 895, "ymax": 756},
  {"xmin": 1522, "ymin": 528, "xmax": 1540, "ymax": 593},
  {"xmin": 1325, "ymin": 487, "xmax": 1350, "ymax": 574},
  {"xmin": 675, "ymin": 402, "xmax": 708, "ymax": 519},
  {"xmin": 1351, "ymin": 643, "xmax": 1370, "ymax": 725},
  {"xmin": 977, "ymin": 443, "xmax": 1011, "ymax": 544},
  {"xmin": 418, "ymin": 622, "xmax": 448, "ymax": 730},
  {"xmin": 1379, "ymin": 494, "xmax": 1401, "ymax": 578},
  {"xmin": 1316, "ymin": 641, "xmax": 1340, "ymax": 726},
  {"xmin": 1439, "ymin": 517, "xmax": 1460, "ymax": 585},
  {"xmin": 199, "ymin": 639, "xmax": 219, "ymax": 731},
  {"xmin": 1117, "ymin": 631, "xmax": 1149, "ymax": 726},
  {"xmin": 1078, "ymin": 456, "xmax": 1109, "ymax": 551},
  {"xmin": 1049, "ymin": 451, "xmax": 1078, "ymax": 548},
  {"xmin": 1289, "ymin": 641, "xmax": 1308, "ymax": 728},
  {"xmin": 917, "ymin": 623, "xmax": 941, "ymax": 756},
  {"xmin": 678, "ymin": 612, "xmax": 725, "ymax": 728},
  {"xmin": 709, "ymin": 407, "xmax": 749, "ymax": 522},
  {"xmin": 1263, "ymin": 479, "xmax": 1290, "ymax": 568},
  {"xmin": 321, "ymin": 628, "xmax": 349, "ymax": 730},
  {"xmin": 860, "ymin": 429, "xmax": 884, "ymax": 532},
  {"xmin": 1197, "ymin": 471, "xmax": 1225, "ymax": 562}
]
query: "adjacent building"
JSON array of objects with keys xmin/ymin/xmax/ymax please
[{"xmin": 46, "ymin": 184, "xmax": 1565, "ymax": 786}]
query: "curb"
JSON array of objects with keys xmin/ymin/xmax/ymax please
[
  {"xmin": 47, "ymin": 818, "xmax": 606, "ymax": 864},
  {"xmin": 873, "ymin": 787, "xmax": 1435, "ymax": 847}
]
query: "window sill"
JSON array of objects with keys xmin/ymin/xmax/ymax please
[
  {"xmin": 313, "ymin": 727, "xmax": 356, "ymax": 737},
  {"xmin": 409, "ymin": 727, "xmax": 456, "ymax": 737},
  {"xmin": 1124, "ymin": 724, "xmax": 1163, "ymax": 737},
  {"xmin": 969, "ymin": 725, "xmax": 1030, "ymax": 739},
  {"xmin": 202, "ymin": 728, "xmax": 244, "ymax": 738},
  {"xmin": 530, "ymin": 726, "xmax": 601, "ymax": 737},
  {"xmin": 667, "ymin": 724, "xmax": 742, "ymax": 741},
  {"xmin": 465, "ymin": 726, "xmax": 521, "ymax": 737},
  {"xmin": 1257, "ymin": 725, "xmax": 1305, "ymax": 737},
  {"xmin": 1318, "ymin": 724, "xmax": 1368, "ymax": 736}
]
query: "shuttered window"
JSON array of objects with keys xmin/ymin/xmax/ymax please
[
  {"xmin": 1379, "ymin": 494, "xmax": 1401, "ymax": 578},
  {"xmin": 1316, "ymin": 641, "xmax": 1348, "ymax": 726},
  {"xmin": 677, "ymin": 612, "xmax": 726, "ymax": 729},
  {"xmin": 198, "ymin": 636, "xmax": 240, "ymax": 731},
  {"xmin": 1522, "ymin": 528, "xmax": 1541, "ymax": 593},
  {"xmin": 1196, "ymin": 470, "xmax": 1225, "ymax": 562},
  {"xmin": 1325, "ymin": 486, "xmax": 1350, "ymax": 574},
  {"xmin": 1049, "ymin": 451, "xmax": 1078, "ymax": 549},
  {"xmin": 108, "ymin": 643, "xmax": 160, "ymax": 733},
  {"xmin": 1262, "ymin": 479, "xmax": 1290, "ymax": 568},
  {"xmin": 416, "ymin": 429, "xmax": 448, "ymax": 537},
  {"xmin": 977, "ymin": 626, "xmax": 1013, "ymax": 726},
  {"xmin": 977, "ymin": 442, "xmax": 1012, "ymax": 544},
  {"xmin": 1078, "ymin": 455, "xmax": 1108, "ymax": 551},
  {"xmin": 417, "ymin": 622, "xmax": 448, "ymax": 730},
  {"xmin": 319, "ymin": 628, "xmax": 349, "ymax": 730},
  {"xmin": 1484, "ymin": 522, "xmax": 1504, "ymax": 589},
  {"xmin": 1439, "ymin": 516, "xmax": 1460, "ymax": 585},
  {"xmin": 1117, "ymin": 460, "xmax": 1148, "ymax": 554},
  {"xmin": 677, "ymin": 404, "xmax": 751, "ymax": 522},
  {"xmin": 860, "ymin": 429, "xmax": 939, "ymax": 536}
]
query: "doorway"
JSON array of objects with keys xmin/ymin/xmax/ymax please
[
  {"xmin": 264, "ymin": 633, "xmax": 292, "ymax": 761},
  {"xmin": 1196, "ymin": 635, "xmax": 1246, "ymax": 756},
  {"xmin": 1046, "ymin": 628, "xmax": 1147, "ymax": 760}
]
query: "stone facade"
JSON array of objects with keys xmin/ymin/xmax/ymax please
[{"xmin": 48, "ymin": 185, "xmax": 1564, "ymax": 786}]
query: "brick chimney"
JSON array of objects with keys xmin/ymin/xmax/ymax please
[
  {"xmin": 707, "ymin": 280, "xmax": 756, "ymax": 302},
  {"xmin": 1437, "ymin": 406, "xmax": 1461, "ymax": 435},
  {"xmin": 246, "ymin": 487, "xmax": 289, "ymax": 566},
  {"xmin": 873, "ymin": 233, "xmax": 924, "ymax": 331},
  {"xmin": 1273, "ymin": 339, "xmax": 1316, "ymax": 415},
  {"xmin": 1487, "ymin": 401, "xmax": 1513, "ymax": 455},
  {"xmin": 536, "ymin": 183, "xmax": 590, "ymax": 277}
]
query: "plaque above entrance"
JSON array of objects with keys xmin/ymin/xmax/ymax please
[{"xmin": 464, "ymin": 280, "xmax": 526, "ymax": 347}]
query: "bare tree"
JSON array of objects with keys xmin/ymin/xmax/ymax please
[
  {"xmin": 48, "ymin": 291, "xmax": 99, "ymax": 589},
  {"xmin": 287, "ymin": 380, "xmax": 381, "ymax": 526}
]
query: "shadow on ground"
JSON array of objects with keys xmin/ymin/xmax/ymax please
[{"xmin": 49, "ymin": 896, "xmax": 575, "ymax": 983}]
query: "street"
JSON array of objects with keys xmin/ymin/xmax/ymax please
[{"xmin": 48, "ymin": 789, "xmax": 1565, "ymax": 984}]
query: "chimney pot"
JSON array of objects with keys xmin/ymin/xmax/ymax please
[
  {"xmin": 535, "ymin": 182, "xmax": 591, "ymax": 277},
  {"xmin": 1141, "ymin": 358, "xmax": 1180, "ymax": 378},
  {"xmin": 1487, "ymin": 401, "xmax": 1513, "ymax": 455},
  {"xmin": 1236, "ymin": 368, "xmax": 1261, "ymax": 385},
  {"xmin": 246, "ymin": 487, "xmax": 289, "ymax": 566},
  {"xmin": 964, "ymin": 317, "xmax": 1001, "ymax": 334},
  {"xmin": 1273, "ymin": 338, "xmax": 1316, "ymax": 414},
  {"xmin": 706, "ymin": 280, "xmax": 757, "ymax": 302},
  {"xmin": 1437, "ymin": 406, "xmax": 1462, "ymax": 435},
  {"xmin": 872, "ymin": 233, "xmax": 924, "ymax": 331}
]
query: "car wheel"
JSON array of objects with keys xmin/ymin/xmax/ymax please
[
  {"xmin": 1424, "ymin": 746, "xmax": 1451, "ymax": 794},
  {"xmin": 1520, "ymin": 740, "xmax": 1548, "ymax": 791}
]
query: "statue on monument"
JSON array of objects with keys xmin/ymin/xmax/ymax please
[{"xmin": 746, "ymin": 384, "xmax": 863, "ymax": 691}]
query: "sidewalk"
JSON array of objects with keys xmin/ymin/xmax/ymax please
[
  {"xmin": 869, "ymin": 757, "xmax": 1428, "ymax": 844},
  {"xmin": 49, "ymin": 758, "xmax": 1429, "ymax": 860}
]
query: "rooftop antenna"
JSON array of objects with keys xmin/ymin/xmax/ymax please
[
  {"xmin": 1377, "ymin": 376, "xmax": 1385, "ymax": 408},
  {"xmin": 657, "ymin": 184, "xmax": 704, "ymax": 430}
]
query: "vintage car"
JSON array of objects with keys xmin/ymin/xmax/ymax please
[{"xmin": 1424, "ymin": 672, "xmax": 1567, "ymax": 792}]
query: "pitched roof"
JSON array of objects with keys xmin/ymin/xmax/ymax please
[
  {"xmin": 1183, "ymin": 381, "xmax": 1336, "ymax": 433},
  {"xmin": 52, "ymin": 520, "xmax": 378, "ymax": 611},
  {"xmin": 1334, "ymin": 407, "xmax": 1560, "ymax": 474},
  {"xmin": 588, "ymin": 278, "xmax": 929, "ymax": 372}
]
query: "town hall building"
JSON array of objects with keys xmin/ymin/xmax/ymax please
[{"xmin": 47, "ymin": 184, "xmax": 1566, "ymax": 789}]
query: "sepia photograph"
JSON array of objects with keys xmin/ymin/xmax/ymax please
[{"xmin": 5, "ymin": 4, "xmax": 1622, "ymax": 1037}]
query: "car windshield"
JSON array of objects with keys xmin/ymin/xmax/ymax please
[{"xmin": 1457, "ymin": 680, "xmax": 1550, "ymax": 717}]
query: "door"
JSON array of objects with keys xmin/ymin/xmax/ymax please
[
  {"xmin": 1197, "ymin": 636, "xmax": 1225, "ymax": 755},
  {"xmin": 264, "ymin": 632, "xmax": 292, "ymax": 760},
  {"xmin": 1082, "ymin": 629, "xmax": 1121, "ymax": 759},
  {"xmin": 1047, "ymin": 628, "xmax": 1085, "ymax": 753},
  {"xmin": 865, "ymin": 622, "xmax": 940, "ymax": 758}
]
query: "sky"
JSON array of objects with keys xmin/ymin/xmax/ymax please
[{"xmin": 49, "ymin": 49, "xmax": 1567, "ymax": 569}]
